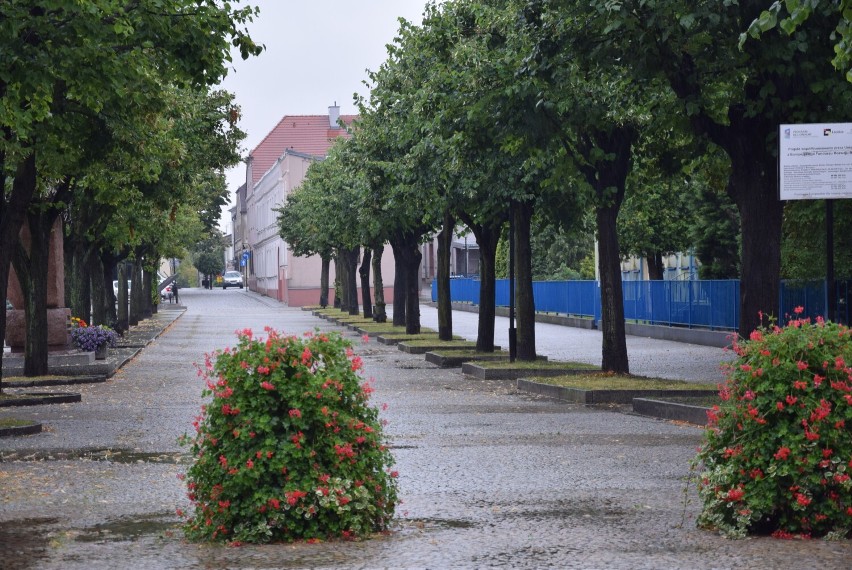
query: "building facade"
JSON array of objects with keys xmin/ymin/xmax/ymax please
[{"xmin": 238, "ymin": 105, "xmax": 396, "ymax": 306}]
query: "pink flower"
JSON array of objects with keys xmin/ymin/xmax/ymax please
[
  {"xmin": 793, "ymin": 306, "xmax": 804, "ymax": 315},
  {"xmin": 289, "ymin": 408, "xmax": 302, "ymax": 418},
  {"xmin": 261, "ymin": 381, "xmax": 275, "ymax": 391},
  {"xmin": 796, "ymin": 361, "xmax": 808, "ymax": 371}
]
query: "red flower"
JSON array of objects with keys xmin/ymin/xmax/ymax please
[
  {"xmin": 261, "ymin": 381, "xmax": 275, "ymax": 391},
  {"xmin": 289, "ymin": 408, "xmax": 302, "ymax": 418},
  {"xmin": 725, "ymin": 487, "xmax": 745, "ymax": 502},
  {"xmin": 795, "ymin": 493, "xmax": 811, "ymax": 506},
  {"xmin": 796, "ymin": 361, "xmax": 808, "ymax": 371},
  {"xmin": 774, "ymin": 447, "xmax": 791, "ymax": 460},
  {"xmin": 793, "ymin": 305, "xmax": 804, "ymax": 315}
]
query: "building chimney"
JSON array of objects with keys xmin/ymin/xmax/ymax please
[{"xmin": 328, "ymin": 102, "xmax": 340, "ymax": 129}]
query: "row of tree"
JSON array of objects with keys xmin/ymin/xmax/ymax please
[
  {"xmin": 0, "ymin": 1, "xmax": 262, "ymax": 383},
  {"xmin": 277, "ymin": 0, "xmax": 850, "ymax": 375}
]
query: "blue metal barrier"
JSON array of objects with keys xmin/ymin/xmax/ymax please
[{"xmin": 433, "ymin": 277, "xmax": 850, "ymax": 331}]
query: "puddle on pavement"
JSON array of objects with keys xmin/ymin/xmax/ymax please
[
  {"xmin": 0, "ymin": 517, "xmax": 59, "ymax": 568},
  {"xmin": 75, "ymin": 513, "xmax": 178, "ymax": 543},
  {"xmin": 398, "ymin": 517, "xmax": 475, "ymax": 532},
  {"xmin": 495, "ymin": 500, "xmax": 630, "ymax": 522},
  {"xmin": 0, "ymin": 448, "xmax": 190, "ymax": 465}
]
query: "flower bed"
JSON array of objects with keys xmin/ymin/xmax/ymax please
[
  {"xmin": 70, "ymin": 324, "xmax": 118, "ymax": 352},
  {"xmin": 181, "ymin": 328, "xmax": 397, "ymax": 544},
  {"xmin": 694, "ymin": 309, "xmax": 852, "ymax": 539}
]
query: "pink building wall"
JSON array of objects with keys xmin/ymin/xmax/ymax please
[{"xmin": 242, "ymin": 108, "xmax": 396, "ymax": 307}]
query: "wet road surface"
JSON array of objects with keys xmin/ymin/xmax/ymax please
[{"xmin": 1, "ymin": 287, "xmax": 850, "ymax": 569}]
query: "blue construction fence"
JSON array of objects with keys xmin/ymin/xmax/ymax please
[{"xmin": 432, "ymin": 278, "xmax": 852, "ymax": 331}]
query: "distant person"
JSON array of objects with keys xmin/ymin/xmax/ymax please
[{"xmin": 172, "ymin": 280, "xmax": 179, "ymax": 304}]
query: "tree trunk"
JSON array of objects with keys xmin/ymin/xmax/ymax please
[
  {"xmin": 404, "ymin": 241, "xmax": 422, "ymax": 335},
  {"xmin": 12, "ymin": 213, "xmax": 54, "ymax": 377},
  {"xmin": 116, "ymin": 263, "xmax": 129, "ymax": 334},
  {"xmin": 346, "ymin": 247, "xmax": 359, "ymax": 316},
  {"xmin": 589, "ymin": 128, "xmax": 635, "ymax": 374},
  {"xmin": 470, "ymin": 222, "xmax": 501, "ymax": 352},
  {"xmin": 390, "ymin": 241, "xmax": 406, "ymax": 327},
  {"xmin": 514, "ymin": 201, "xmax": 536, "ymax": 361},
  {"xmin": 90, "ymin": 253, "xmax": 107, "ymax": 327},
  {"xmin": 129, "ymin": 260, "xmax": 141, "ymax": 326},
  {"xmin": 646, "ymin": 252, "xmax": 664, "ymax": 280},
  {"xmin": 102, "ymin": 253, "xmax": 118, "ymax": 328},
  {"xmin": 68, "ymin": 241, "xmax": 92, "ymax": 325},
  {"xmin": 723, "ymin": 121, "xmax": 783, "ymax": 337},
  {"xmin": 436, "ymin": 211, "xmax": 454, "ymax": 341},
  {"xmin": 360, "ymin": 248, "xmax": 373, "ymax": 319},
  {"xmin": 319, "ymin": 255, "xmax": 330, "ymax": 308},
  {"xmin": 372, "ymin": 246, "xmax": 387, "ymax": 323},
  {"xmin": 0, "ymin": 152, "xmax": 38, "ymax": 388},
  {"xmin": 142, "ymin": 267, "xmax": 153, "ymax": 319},
  {"xmin": 597, "ymin": 204, "xmax": 630, "ymax": 373},
  {"xmin": 333, "ymin": 256, "xmax": 342, "ymax": 309}
]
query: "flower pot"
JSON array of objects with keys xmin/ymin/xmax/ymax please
[{"xmin": 95, "ymin": 346, "xmax": 108, "ymax": 360}]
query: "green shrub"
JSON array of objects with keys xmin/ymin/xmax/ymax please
[
  {"xmin": 180, "ymin": 328, "xmax": 398, "ymax": 544},
  {"xmin": 694, "ymin": 310, "xmax": 852, "ymax": 539}
]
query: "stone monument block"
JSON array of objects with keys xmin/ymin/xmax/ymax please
[{"xmin": 5, "ymin": 218, "xmax": 70, "ymax": 351}]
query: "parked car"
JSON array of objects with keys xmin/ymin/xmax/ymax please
[
  {"xmin": 222, "ymin": 271, "xmax": 244, "ymax": 289},
  {"xmin": 160, "ymin": 282, "xmax": 173, "ymax": 301}
]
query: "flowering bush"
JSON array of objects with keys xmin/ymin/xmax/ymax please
[
  {"xmin": 70, "ymin": 324, "xmax": 118, "ymax": 352},
  {"xmin": 694, "ymin": 309, "xmax": 852, "ymax": 539},
  {"xmin": 180, "ymin": 328, "xmax": 397, "ymax": 544}
]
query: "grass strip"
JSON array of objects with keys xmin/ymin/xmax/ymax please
[
  {"xmin": 401, "ymin": 339, "xmax": 476, "ymax": 347},
  {"xmin": 0, "ymin": 417, "xmax": 35, "ymax": 428},
  {"xmin": 527, "ymin": 372, "xmax": 717, "ymax": 391},
  {"xmin": 474, "ymin": 360, "xmax": 597, "ymax": 370},
  {"xmin": 359, "ymin": 324, "xmax": 436, "ymax": 333}
]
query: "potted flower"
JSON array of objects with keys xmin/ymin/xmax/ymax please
[{"xmin": 70, "ymin": 324, "xmax": 118, "ymax": 360}]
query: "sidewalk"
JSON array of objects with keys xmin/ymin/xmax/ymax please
[{"xmin": 0, "ymin": 287, "xmax": 848, "ymax": 568}]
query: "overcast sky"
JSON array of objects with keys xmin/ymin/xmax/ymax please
[{"xmin": 217, "ymin": 0, "xmax": 433, "ymax": 232}]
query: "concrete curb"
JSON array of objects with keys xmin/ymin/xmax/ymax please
[
  {"xmin": 0, "ymin": 392, "xmax": 82, "ymax": 407},
  {"xmin": 465, "ymin": 363, "xmax": 594, "ymax": 380},
  {"xmin": 397, "ymin": 342, "xmax": 480, "ymax": 355},
  {"xmin": 3, "ymin": 375, "xmax": 107, "ymax": 388},
  {"xmin": 517, "ymin": 378, "xmax": 716, "ymax": 405},
  {"xmin": 425, "ymin": 351, "xmax": 511, "ymax": 368},
  {"xmin": 0, "ymin": 421, "xmax": 42, "ymax": 437},
  {"xmin": 632, "ymin": 398, "xmax": 712, "ymax": 426}
]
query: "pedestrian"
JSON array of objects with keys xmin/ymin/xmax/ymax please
[{"xmin": 172, "ymin": 280, "xmax": 179, "ymax": 304}]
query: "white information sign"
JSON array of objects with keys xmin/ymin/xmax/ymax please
[{"xmin": 779, "ymin": 123, "xmax": 852, "ymax": 200}]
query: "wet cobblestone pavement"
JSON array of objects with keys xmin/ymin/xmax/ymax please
[{"xmin": 1, "ymin": 288, "xmax": 851, "ymax": 568}]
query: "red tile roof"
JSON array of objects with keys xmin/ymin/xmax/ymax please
[{"xmin": 248, "ymin": 114, "xmax": 356, "ymax": 187}]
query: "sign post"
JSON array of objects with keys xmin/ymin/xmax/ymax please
[{"xmin": 779, "ymin": 123, "xmax": 852, "ymax": 322}]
